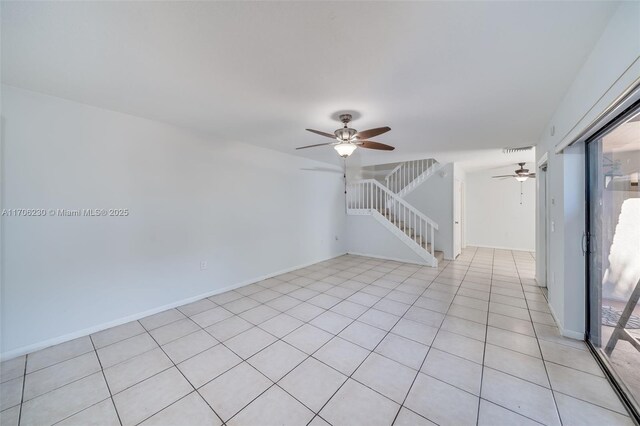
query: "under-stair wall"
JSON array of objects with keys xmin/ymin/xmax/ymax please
[{"xmin": 346, "ymin": 214, "xmax": 434, "ymax": 265}]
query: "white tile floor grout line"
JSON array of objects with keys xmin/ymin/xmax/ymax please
[
  {"xmin": 230, "ymin": 257, "xmax": 414, "ymax": 425},
  {"xmin": 388, "ymin": 248, "xmax": 478, "ymax": 425},
  {"xmin": 474, "ymin": 246, "xmax": 492, "ymax": 426},
  {"xmin": 136, "ymin": 319, "xmax": 223, "ymax": 425},
  {"xmin": 512, "ymin": 249, "xmax": 564, "ymax": 426},
  {"xmin": 16, "ymin": 350, "xmax": 27, "ymax": 426},
  {"xmin": 307, "ymin": 258, "xmax": 446, "ymax": 425},
  {"xmin": 218, "ymin": 257, "xmax": 404, "ymax": 425},
  {"xmin": 473, "ymin": 250, "xmax": 550, "ymax": 426},
  {"xmin": 89, "ymin": 335, "xmax": 124, "ymax": 426},
  {"xmin": 170, "ymin": 255, "xmax": 407, "ymax": 425}
]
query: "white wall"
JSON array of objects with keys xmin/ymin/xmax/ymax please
[
  {"xmin": 404, "ymin": 163, "xmax": 455, "ymax": 259},
  {"xmin": 1, "ymin": 85, "xmax": 347, "ymax": 357},
  {"xmin": 536, "ymin": 2, "xmax": 640, "ymax": 338},
  {"xmin": 466, "ymin": 166, "xmax": 535, "ymax": 251}
]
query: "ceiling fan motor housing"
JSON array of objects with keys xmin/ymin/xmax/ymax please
[
  {"xmin": 335, "ymin": 127, "xmax": 357, "ymax": 142},
  {"xmin": 516, "ymin": 162, "xmax": 529, "ymax": 175}
]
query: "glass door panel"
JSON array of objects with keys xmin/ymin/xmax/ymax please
[{"xmin": 587, "ymin": 104, "xmax": 640, "ymax": 412}]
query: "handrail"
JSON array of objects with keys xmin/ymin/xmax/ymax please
[
  {"xmin": 384, "ymin": 162, "xmax": 404, "ymax": 181},
  {"xmin": 384, "ymin": 158, "xmax": 438, "ymax": 194},
  {"xmin": 348, "ymin": 179, "xmax": 439, "ymax": 230}
]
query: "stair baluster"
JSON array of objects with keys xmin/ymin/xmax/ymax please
[{"xmin": 383, "ymin": 158, "xmax": 440, "ymax": 197}]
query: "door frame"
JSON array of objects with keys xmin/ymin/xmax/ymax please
[
  {"xmin": 453, "ymin": 178, "xmax": 463, "ymax": 258},
  {"xmin": 461, "ymin": 181, "xmax": 466, "ymax": 249},
  {"xmin": 537, "ymin": 153, "xmax": 549, "ymax": 288}
]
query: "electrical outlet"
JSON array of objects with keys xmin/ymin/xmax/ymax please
[
  {"xmin": 200, "ymin": 261, "xmax": 208, "ymax": 270},
  {"xmin": 551, "ymin": 221, "xmax": 555, "ymax": 233}
]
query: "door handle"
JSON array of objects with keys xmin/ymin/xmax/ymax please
[
  {"xmin": 582, "ymin": 231, "xmax": 589, "ymax": 256},
  {"xmin": 455, "ymin": 221, "xmax": 459, "ymax": 224}
]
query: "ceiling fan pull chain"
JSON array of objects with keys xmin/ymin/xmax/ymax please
[
  {"xmin": 520, "ymin": 182, "xmax": 523, "ymax": 205},
  {"xmin": 343, "ymin": 158, "xmax": 347, "ymax": 194}
]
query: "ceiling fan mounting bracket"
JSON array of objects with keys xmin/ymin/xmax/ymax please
[{"xmin": 339, "ymin": 114, "xmax": 353, "ymax": 125}]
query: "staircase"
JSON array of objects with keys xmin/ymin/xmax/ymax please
[
  {"xmin": 385, "ymin": 158, "xmax": 441, "ymax": 198},
  {"xmin": 346, "ymin": 178, "xmax": 442, "ymax": 267}
]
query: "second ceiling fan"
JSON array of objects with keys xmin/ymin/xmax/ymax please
[
  {"xmin": 297, "ymin": 114, "xmax": 395, "ymax": 158},
  {"xmin": 492, "ymin": 163, "xmax": 536, "ymax": 182}
]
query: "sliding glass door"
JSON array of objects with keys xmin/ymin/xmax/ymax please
[{"xmin": 587, "ymin": 102, "xmax": 640, "ymax": 414}]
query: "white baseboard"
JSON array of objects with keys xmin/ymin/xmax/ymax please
[
  {"xmin": 467, "ymin": 243, "xmax": 535, "ymax": 252},
  {"xmin": 547, "ymin": 300, "xmax": 563, "ymax": 330},
  {"xmin": 347, "ymin": 252, "xmax": 430, "ymax": 266},
  {"xmin": 0, "ymin": 252, "xmax": 347, "ymax": 361},
  {"xmin": 561, "ymin": 328, "xmax": 585, "ymax": 340},
  {"xmin": 547, "ymin": 302, "xmax": 585, "ymax": 341}
]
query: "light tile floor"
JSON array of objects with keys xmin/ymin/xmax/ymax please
[{"xmin": 0, "ymin": 248, "xmax": 634, "ymax": 425}]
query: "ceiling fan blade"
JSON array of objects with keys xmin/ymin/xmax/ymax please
[
  {"xmin": 295, "ymin": 142, "xmax": 336, "ymax": 150},
  {"xmin": 491, "ymin": 175, "xmax": 517, "ymax": 178},
  {"xmin": 355, "ymin": 126, "xmax": 391, "ymax": 140},
  {"xmin": 528, "ymin": 173, "xmax": 536, "ymax": 178},
  {"xmin": 306, "ymin": 129, "xmax": 336, "ymax": 139},
  {"xmin": 357, "ymin": 141, "xmax": 395, "ymax": 151}
]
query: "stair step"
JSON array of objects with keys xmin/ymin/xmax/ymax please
[{"xmin": 406, "ymin": 230, "xmax": 420, "ymax": 239}]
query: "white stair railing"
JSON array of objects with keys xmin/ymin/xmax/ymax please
[
  {"xmin": 385, "ymin": 158, "xmax": 438, "ymax": 195},
  {"xmin": 347, "ymin": 179, "xmax": 438, "ymax": 263}
]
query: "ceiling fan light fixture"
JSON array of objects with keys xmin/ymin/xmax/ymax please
[
  {"xmin": 334, "ymin": 143, "xmax": 357, "ymax": 158},
  {"xmin": 515, "ymin": 175, "xmax": 529, "ymax": 182}
]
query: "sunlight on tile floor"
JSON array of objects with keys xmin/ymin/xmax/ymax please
[{"xmin": 0, "ymin": 248, "xmax": 633, "ymax": 425}]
